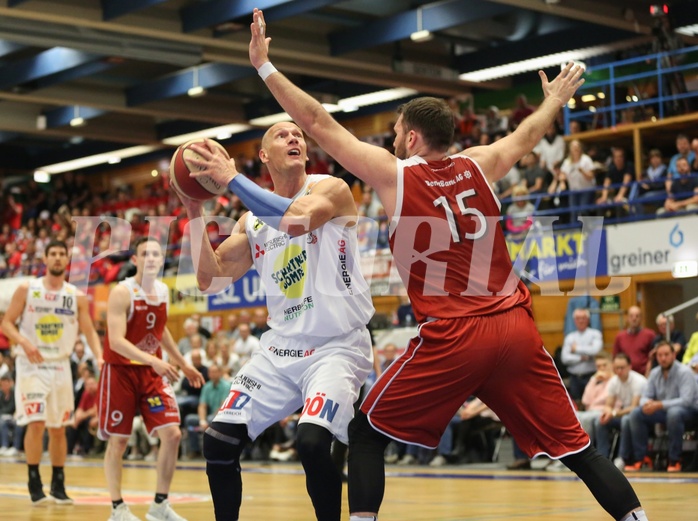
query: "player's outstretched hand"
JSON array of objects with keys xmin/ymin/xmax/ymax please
[
  {"xmin": 152, "ymin": 358, "xmax": 180, "ymax": 383},
  {"xmin": 187, "ymin": 139, "xmax": 239, "ymax": 188},
  {"xmin": 539, "ymin": 62, "xmax": 585, "ymax": 108},
  {"xmin": 249, "ymin": 7, "xmax": 272, "ymax": 70},
  {"xmin": 182, "ymin": 363, "xmax": 205, "ymax": 389}
]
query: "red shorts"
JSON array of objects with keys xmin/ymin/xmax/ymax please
[
  {"xmin": 97, "ymin": 363, "xmax": 180, "ymax": 440},
  {"xmin": 362, "ymin": 306, "xmax": 589, "ymax": 458}
]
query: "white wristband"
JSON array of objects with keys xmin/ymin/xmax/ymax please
[{"xmin": 258, "ymin": 62, "xmax": 278, "ymax": 81}]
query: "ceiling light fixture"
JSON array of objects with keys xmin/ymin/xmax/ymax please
[
  {"xmin": 458, "ymin": 44, "xmax": 631, "ymax": 82},
  {"xmin": 33, "ymin": 170, "xmax": 50, "ymax": 183},
  {"xmin": 187, "ymin": 66, "xmax": 207, "ymax": 97},
  {"xmin": 38, "ymin": 145, "xmax": 161, "ymax": 174},
  {"xmin": 410, "ymin": 7, "xmax": 433, "ymax": 42},
  {"xmin": 69, "ymin": 105, "xmax": 86, "ymax": 127},
  {"xmin": 249, "ymin": 87, "xmax": 418, "ymax": 127},
  {"xmin": 162, "ymin": 123, "xmax": 252, "ymax": 146}
]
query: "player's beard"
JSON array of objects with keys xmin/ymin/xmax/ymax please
[
  {"xmin": 394, "ymin": 135, "xmax": 407, "ymax": 160},
  {"xmin": 48, "ymin": 266, "xmax": 66, "ymax": 277}
]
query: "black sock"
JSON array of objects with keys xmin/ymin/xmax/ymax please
[
  {"xmin": 28, "ymin": 464, "xmax": 41, "ymax": 483},
  {"xmin": 52, "ymin": 466, "xmax": 65, "ymax": 484},
  {"xmin": 112, "ymin": 499, "xmax": 124, "ymax": 510},
  {"xmin": 154, "ymin": 492, "xmax": 168, "ymax": 504}
]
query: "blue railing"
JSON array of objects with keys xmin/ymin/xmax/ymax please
[{"xmin": 564, "ymin": 44, "xmax": 698, "ymax": 132}]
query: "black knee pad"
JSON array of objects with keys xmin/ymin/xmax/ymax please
[
  {"xmin": 203, "ymin": 422, "xmax": 250, "ymax": 465},
  {"xmin": 349, "ymin": 412, "xmax": 390, "ymax": 453},
  {"xmin": 296, "ymin": 423, "xmax": 333, "ymax": 462}
]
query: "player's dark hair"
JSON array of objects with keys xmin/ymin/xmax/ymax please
[
  {"xmin": 44, "ymin": 239, "xmax": 68, "ymax": 256},
  {"xmin": 132, "ymin": 236, "xmax": 161, "ymax": 253},
  {"xmin": 397, "ymin": 97, "xmax": 454, "ymax": 152}
]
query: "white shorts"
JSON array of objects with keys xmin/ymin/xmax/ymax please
[
  {"xmin": 212, "ymin": 327, "xmax": 372, "ymax": 444},
  {"xmin": 15, "ymin": 356, "xmax": 74, "ymax": 428}
]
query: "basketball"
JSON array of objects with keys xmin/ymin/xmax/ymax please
[{"xmin": 169, "ymin": 139, "xmax": 230, "ymax": 200}]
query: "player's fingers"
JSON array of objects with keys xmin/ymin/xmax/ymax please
[{"xmin": 538, "ymin": 70, "xmax": 548, "ymax": 84}]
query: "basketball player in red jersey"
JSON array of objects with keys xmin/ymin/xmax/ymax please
[
  {"xmin": 244, "ymin": 8, "xmax": 647, "ymax": 521},
  {"xmin": 99, "ymin": 237, "xmax": 204, "ymax": 521}
]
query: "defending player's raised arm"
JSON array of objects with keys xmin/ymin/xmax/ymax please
[
  {"xmin": 175, "ymin": 188, "xmax": 254, "ymax": 294},
  {"xmin": 76, "ymin": 292, "xmax": 103, "ymax": 370},
  {"xmin": 279, "ymin": 177, "xmax": 358, "ymax": 237},
  {"xmin": 107, "ymin": 284, "xmax": 179, "ymax": 381},
  {"xmin": 249, "ymin": 8, "xmax": 396, "ymax": 193},
  {"xmin": 466, "ymin": 63, "xmax": 585, "ymax": 183},
  {"xmin": 1, "ymin": 282, "xmax": 43, "ymax": 363}
]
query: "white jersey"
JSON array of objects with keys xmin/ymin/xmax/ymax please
[
  {"xmin": 245, "ymin": 174, "xmax": 374, "ymax": 338},
  {"xmin": 18, "ymin": 278, "xmax": 79, "ymax": 361}
]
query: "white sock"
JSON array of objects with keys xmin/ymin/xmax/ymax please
[
  {"xmin": 621, "ymin": 509, "xmax": 648, "ymax": 521},
  {"xmin": 350, "ymin": 516, "xmax": 377, "ymax": 521}
]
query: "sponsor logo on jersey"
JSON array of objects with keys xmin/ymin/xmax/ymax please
[
  {"xmin": 32, "ymin": 290, "xmax": 41, "ymax": 299},
  {"xmin": 24, "ymin": 402, "xmax": 45, "ymax": 416},
  {"xmin": 146, "ymin": 395, "xmax": 165, "ymax": 413},
  {"xmin": 220, "ymin": 390, "xmax": 251, "ymax": 412},
  {"xmin": 337, "ymin": 240, "xmax": 353, "ymax": 295},
  {"xmin": 253, "ymin": 218, "xmax": 264, "ymax": 231},
  {"xmin": 44, "ymin": 292, "xmax": 59, "ymax": 302},
  {"xmin": 136, "ymin": 333, "xmax": 161, "ymax": 354},
  {"xmin": 55, "ymin": 308, "xmax": 75, "ymax": 316},
  {"xmin": 306, "ymin": 232, "xmax": 318, "ymax": 245},
  {"xmin": 135, "ymin": 305, "xmax": 148, "ymax": 311},
  {"xmin": 267, "ymin": 345, "xmax": 315, "ymax": 358},
  {"xmin": 423, "ymin": 171, "xmax": 467, "ymax": 188},
  {"xmin": 271, "ymin": 245, "xmax": 307, "ymax": 298},
  {"xmin": 22, "ymin": 393, "xmax": 44, "ymax": 400},
  {"xmin": 255, "ymin": 243, "xmax": 265, "ymax": 259},
  {"xmin": 263, "ymin": 235, "xmax": 287, "ymax": 252},
  {"xmin": 35, "ymin": 314, "xmax": 64, "ymax": 343},
  {"xmin": 301, "ymin": 392, "xmax": 339, "ymax": 423},
  {"xmin": 283, "ymin": 296, "xmax": 314, "ymax": 321},
  {"xmin": 31, "ymin": 306, "xmax": 52, "ymax": 313},
  {"xmin": 231, "ymin": 374, "xmax": 262, "ymax": 392},
  {"xmin": 62, "ymin": 410, "xmax": 72, "ymax": 423}
]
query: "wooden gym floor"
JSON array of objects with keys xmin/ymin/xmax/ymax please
[{"xmin": 0, "ymin": 456, "xmax": 694, "ymax": 520}]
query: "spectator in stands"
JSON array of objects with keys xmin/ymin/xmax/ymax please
[
  {"xmin": 651, "ymin": 314, "xmax": 686, "ymax": 366},
  {"xmin": 635, "ymin": 148, "xmax": 669, "ymax": 213},
  {"xmin": 178, "ymin": 349, "xmax": 209, "ymax": 419},
  {"xmin": 519, "ymin": 151, "xmax": 548, "ymax": 194},
  {"xmin": 667, "ymin": 134, "xmax": 695, "ymax": 178},
  {"xmin": 233, "ymin": 323, "xmax": 260, "ymax": 367},
  {"xmin": 214, "ymin": 338, "xmax": 240, "ymax": 378},
  {"xmin": 625, "ymin": 341, "xmax": 698, "ymax": 472},
  {"xmin": 66, "ymin": 374, "xmax": 98, "ymax": 456},
  {"xmin": 190, "ymin": 313, "xmax": 212, "ymax": 340},
  {"xmin": 562, "ymin": 309, "xmax": 603, "ymax": 400},
  {"xmin": 509, "ymin": 94, "xmax": 534, "ymax": 131},
  {"xmin": 70, "ymin": 339, "xmax": 94, "ymax": 380},
  {"xmin": 682, "ymin": 313, "xmax": 698, "ymax": 366},
  {"xmin": 224, "ymin": 313, "xmax": 241, "ymax": 342},
  {"xmin": 0, "ymin": 373, "xmax": 22, "ymax": 457},
  {"xmin": 692, "ymin": 138, "xmax": 698, "ymax": 172},
  {"xmin": 378, "ymin": 343, "xmax": 399, "ymax": 374},
  {"xmin": 126, "ymin": 414, "xmax": 159, "ymax": 462},
  {"xmin": 534, "ymin": 123, "xmax": 566, "ymax": 177},
  {"xmin": 505, "ymin": 186, "xmax": 534, "ymax": 236},
  {"xmin": 250, "ymin": 308, "xmax": 270, "ymax": 339},
  {"xmin": 594, "ymin": 353, "xmax": 647, "ymax": 468},
  {"xmin": 596, "ymin": 147, "xmax": 634, "ymax": 205},
  {"xmin": 453, "ymin": 397, "xmax": 501, "ymax": 464},
  {"xmin": 4, "ymin": 192, "xmax": 24, "ymax": 233},
  {"xmin": 657, "ymin": 157, "xmax": 698, "ymax": 214},
  {"xmin": 561, "ymin": 140, "xmax": 596, "ymax": 222},
  {"xmin": 484, "ymin": 105, "xmax": 507, "ymax": 136},
  {"xmin": 613, "ymin": 306, "xmax": 656, "ymax": 376},
  {"xmin": 492, "ymin": 161, "xmax": 521, "ymax": 200},
  {"xmin": 576, "ymin": 353, "xmax": 613, "ymax": 441},
  {"xmin": 395, "ymin": 295, "xmax": 415, "ymax": 327},
  {"xmin": 184, "ymin": 364, "xmax": 229, "ymax": 459},
  {"xmin": 177, "ymin": 318, "xmax": 199, "ymax": 356},
  {"xmin": 358, "ymin": 187, "xmax": 382, "ymax": 220}
]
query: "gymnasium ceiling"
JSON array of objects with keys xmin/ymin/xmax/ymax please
[{"xmin": 0, "ymin": 0, "xmax": 697, "ymax": 176}]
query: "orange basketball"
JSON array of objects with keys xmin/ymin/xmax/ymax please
[{"xmin": 169, "ymin": 139, "xmax": 230, "ymax": 201}]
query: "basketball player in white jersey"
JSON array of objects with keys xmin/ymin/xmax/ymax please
[
  {"xmin": 2, "ymin": 239, "xmax": 103, "ymax": 505},
  {"xmin": 175, "ymin": 121, "xmax": 375, "ymax": 521},
  {"xmin": 100, "ymin": 237, "xmax": 204, "ymax": 521}
]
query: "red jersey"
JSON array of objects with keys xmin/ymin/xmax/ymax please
[
  {"xmin": 103, "ymin": 277, "xmax": 169, "ymax": 365},
  {"xmin": 389, "ymin": 155, "xmax": 531, "ymax": 322}
]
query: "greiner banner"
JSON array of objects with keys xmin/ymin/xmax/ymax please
[{"xmin": 605, "ymin": 215, "xmax": 698, "ymax": 276}]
